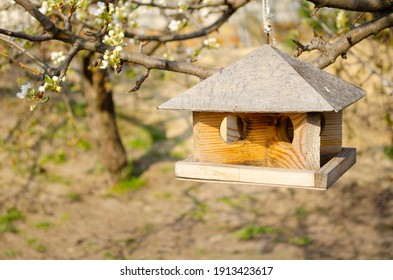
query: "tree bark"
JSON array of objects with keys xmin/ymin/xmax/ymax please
[
  {"xmin": 308, "ymin": 0, "xmax": 393, "ymax": 12},
  {"xmin": 81, "ymin": 53, "xmax": 127, "ymax": 182}
]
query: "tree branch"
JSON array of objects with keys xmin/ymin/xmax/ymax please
[
  {"xmin": 14, "ymin": 0, "xmax": 59, "ymax": 36},
  {"xmin": 308, "ymin": 0, "xmax": 393, "ymax": 12},
  {"xmin": 124, "ymin": 0, "xmax": 250, "ymax": 43},
  {"xmin": 314, "ymin": 12, "xmax": 393, "ymax": 68},
  {"xmin": 0, "ymin": 51, "xmax": 41, "ymax": 75},
  {"xmin": 0, "ymin": 35, "xmax": 47, "ymax": 70},
  {"xmin": 121, "ymin": 51, "xmax": 218, "ymax": 79},
  {"xmin": 128, "ymin": 68, "xmax": 150, "ymax": 93},
  {"xmin": 295, "ymin": 11, "xmax": 393, "ymax": 69},
  {"xmin": 131, "ymin": 0, "xmax": 230, "ymax": 10},
  {"xmin": 0, "ymin": 28, "xmax": 52, "ymax": 42},
  {"xmin": 9, "ymin": 0, "xmax": 228, "ymax": 80},
  {"xmin": 53, "ymin": 41, "xmax": 83, "ymax": 78}
]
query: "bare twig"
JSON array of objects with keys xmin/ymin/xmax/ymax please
[
  {"xmin": 292, "ymin": 32, "xmax": 326, "ymax": 57},
  {"xmin": 0, "ymin": 35, "xmax": 47, "ymax": 70},
  {"xmin": 124, "ymin": 0, "xmax": 250, "ymax": 43},
  {"xmin": 138, "ymin": 41, "xmax": 149, "ymax": 53},
  {"xmin": 56, "ymin": 41, "xmax": 83, "ymax": 78},
  {"xmin": 128, "ymin": 68, "xmax": 151, "ymax": 93},
  {"xmin": 130, "ymin": 0, "xmax": 235, "ymax": 10},
  {"xmin": 0, "ymin": 51, "xmax": 40, "ymax": 75},
  {"xmin": 314, "ymin": 12, "xmax": 393, "ymax": 68},
  {"xmin": 295, "ymin": 10, "xmax": 393, "ymax": 69}
]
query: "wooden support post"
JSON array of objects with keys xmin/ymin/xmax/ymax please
[{"xmin": 320, "ymin": 111, "xmax": 343, "ymax": 165}]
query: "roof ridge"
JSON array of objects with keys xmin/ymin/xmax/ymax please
[
  {"xmin": 270, "ymin": 47, "xmax": 337, "ymax": 112},
  {"xmin": 265, "ymin": 46, "xmax": 335, "ymax": 112},
  {"xmin": 271, "ymin": 46, "xmax": 365, "ymax": 112},
  {"xmin": 158, "ymin": 45, "xmax": 365, "ymax": 112}
]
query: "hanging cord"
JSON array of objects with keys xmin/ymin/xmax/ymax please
[{"xmin": 261, "ymin": 0, "xmax": 276, "ymax": 44}]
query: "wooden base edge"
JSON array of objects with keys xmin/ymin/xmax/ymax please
[
  {"xmin": 175, "ymin": 148, "xmax": 356, "ymax": 190},
  {"xmin": 315, "ymin": 147, "xmax": 356, "ymax": 190},
  {"xmin": 176, "ymin": 177, "xmax": 327, "ymax": 190}
]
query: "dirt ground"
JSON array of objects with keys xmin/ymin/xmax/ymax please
[{"xmin": 0, "ymin": 47, "xmax": 392, "ymax": 260}]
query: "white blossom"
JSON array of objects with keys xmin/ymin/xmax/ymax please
[
  {"xmin": 103, "ymin": 24, "xmax": 125, "ymax": 47},
  {"xmin": 39, "ymin": 1, "xmax": 49, "ymax": 14},
  {"xmin": 200, "ymin": 8, "xmax": 209, "ymax": 18},
  {"xmin": 100, "ymin": 59, "xmax": 109, "ymax": 69},
  {"xmin": 90, "ymin": 1, "xmax": 106, "ymax": 17},
  {"xmin": 50, "ymin": 51, "xmax": 66, "ymax": 66},
  {"xmin": 16, "ymin": 82, "xmax": 32, "ymax": 99},
  {"xmin": 168, "ymin": 19, "xmax": 186, "ymax": 32},
  {"xmin": 178, "ymin": 1, "xmax": 189, "ymax": 13},
  {"xmin": 96, "ymin": 1, "xmax": 106, "ymax": 14},
  {"xmin": 203, "ymin": 37, "xmax": 220, "ymax": 49},
  {"xmin": 108, "ymin": 3, "xmax": 115, "ymax": 14}
]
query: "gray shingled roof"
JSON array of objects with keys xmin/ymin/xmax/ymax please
[{"xmin": 158, "ymin": 45, "xmax": 365, "ymax": 113}]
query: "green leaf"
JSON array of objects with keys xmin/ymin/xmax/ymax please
[
  {"xmin": 45, "ymin": 75, "xmax": 53, "ymax": 85},
  {"xmin": 40, "ymin": 96, "xmax": 49, "ymax": 103}
]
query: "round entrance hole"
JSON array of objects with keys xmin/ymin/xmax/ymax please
[
  {"xmin": 276, "ymin": 115, "xmax": 294, "ymax": 143},
  {"xmin": 219, "ymin": 115, "xmax": 244, "ymax": 143}
]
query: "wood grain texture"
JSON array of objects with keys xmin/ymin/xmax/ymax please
[
  {"xmin": 176, "ymin": 177, "xmax": 326, "ymax": 190},
  {"xmin": 158, "ymin": 45, "xmax": 365, "ymax": 113},
  {"xmin": 176, "ymin": 159, "xmax": 316, "ymax": 187},
  {"xmin": 267, "ymin": 113, "xmax": 320, "ymax": 170},
  {"xmin": 320, "ymin": 111, "xmax": 343, "ymax": 165},
  {"xmin": 194, "ymin": 112, "xmax": 321, "ymax": 170},
  {"xmin": 193, "ymin": 112, "xmax": 268, "ymax": 165},
  {"xmin": 176, "ymin": 148, "xmax": 356, "ymax": 190},
  {"xmin": 315, "ymin": 147, "xmax": 356, "ymax": 189}
]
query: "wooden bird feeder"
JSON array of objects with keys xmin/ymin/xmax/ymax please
[{"xmin": 158, "ymin": 45, "xmax": 365, "ymax": 190}]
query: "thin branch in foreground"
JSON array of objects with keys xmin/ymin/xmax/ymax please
[
  {"xmin": 0, "ymin": 35, "xmax": 48, "ymax": 70},
  {"xmin": 128, "ymin": 68, "xmax": 151, "ymax": 93},
  {"xmin": 0, "ymin": 51, "xmax": 40, "ymax": 75},
  {"xmin": 124, "ymin": 0, "xmax": 250, "ymax": 43},
  {"xmin": 292, "ymin": 32, "xmax": 326, "ymax": 57},
  {"xmin": 55, "ymin": 41, "xmax": 82, "ymax": 78}
]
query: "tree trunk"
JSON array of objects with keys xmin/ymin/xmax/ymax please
[{"xmin": 81, "ymin": 53, "xmax": 127, "ymax": 183}]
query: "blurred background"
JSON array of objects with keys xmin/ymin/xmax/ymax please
[{"xmin": 0, "ymin": 0, "xmax": 392, "ymax": 259}]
